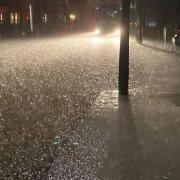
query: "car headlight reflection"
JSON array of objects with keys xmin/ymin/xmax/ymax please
[
  {"xmin": 94, "ymin": 29, "xmax": 101, "ymax": 35},
  {"xmin": 92, "ymin": 37, "xmax": 101, "ymax": 45}
]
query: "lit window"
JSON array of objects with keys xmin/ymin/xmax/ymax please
[
  {"xmin": 0, "ymin": 13, "xmax": 3, "ymax": 24},
  {"xmin": 10, "ymin": 12, "xmax": 20, "ymax": 24},
  {"xmin": 10, "ymin": 13, "xmax": 14, "ymax": 24},
  {"xmin": 43, "ymin": 14, "xmax": 48, "ymax": 23},
  {"xmin": 15, "ymin": 13, "xmax": 20, "ymax": 24}
]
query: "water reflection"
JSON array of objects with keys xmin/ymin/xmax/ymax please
[
  {"xmin": 113, "ymin": 37, "xmax": 120, "ymax": 45},
  {"xmin": 91, "ymin": 37, "xmax": 101, "ymax": 45},
  {"xmin": 100, "ymin": 96, "xmax": 143, "ymax": 180}
]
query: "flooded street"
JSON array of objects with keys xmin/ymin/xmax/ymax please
[
  {"xmin": 0, "ymin": 34, "xmax": 119, "ymax": 179},
  {"xmin": 0, "ymin": 34, "xmax": 180, "ymax": 179}
]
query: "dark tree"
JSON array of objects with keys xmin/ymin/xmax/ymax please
[{"xmin": 119, "ymin": 0, "xmax": 130, "ymax": 96}]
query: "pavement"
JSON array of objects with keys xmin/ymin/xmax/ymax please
[
  {"xmin": 0, "ymin": 33, "xmax": 180, "ymax": 179},
  {"xmin": 47, "ymin": 36, "xmax": 180, "ymax": 180}
]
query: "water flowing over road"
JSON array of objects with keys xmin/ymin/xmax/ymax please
[{"xmin": 0, "ymin": 33, "xmax": 180, "ymax": 179}]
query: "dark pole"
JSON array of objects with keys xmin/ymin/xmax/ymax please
[
  {"xmin": 62, "ymin": 0, "xmax": 70, "ymax": 27},
  {"xmin": 119, "ymin": 0, "xmax": 130, "ymax": 96},
  {"xmin": 29, "ymin": 1, "xmax": 34, "ymax": 33},
  {"xmin": 36, "ymin": 0, "xmax": 42, "ymax": 35},
  {"xmin": 136, "ymin": 0, "xmax": 143, "ymax": 44}
]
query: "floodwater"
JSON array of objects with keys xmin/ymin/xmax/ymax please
[{"xmin": 0, "ymin": 34, "xmax": 180, "ymax": 179}]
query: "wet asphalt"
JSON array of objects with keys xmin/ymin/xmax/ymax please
[{"xmin": 0, "ymin": 33, "xmax": 180, "ymax": 179}]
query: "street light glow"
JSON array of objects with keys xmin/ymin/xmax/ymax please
[
  {"xmin": 114, "ymin": 29, "xmax": 121, "ymax": 35},
  {"xmin": 69, "ymin": 14, "xmax": 76, "ymax": 21},
  {"xmin": 94, "ymin": 29, "xmax": 101, "ymax": 35}
]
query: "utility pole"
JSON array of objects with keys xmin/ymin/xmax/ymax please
[
  {"xmin": 29, "ymin": 3, "xmax": 34, "ymax": 32},
  {"xmin": 136, "ymin": 0, "xmax": 143, "ymax": 44},
  {"xmin": 119, "ymin": 0, "xmax": 130, "ymax": 96},
  {"xmin": 62, "ymin": 0, "xmax": 70, "ymax": 27}
]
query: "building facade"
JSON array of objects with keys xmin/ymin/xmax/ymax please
[{"xmin": 0, "ymin": 0, "xmax": 68, "ymax": 37}]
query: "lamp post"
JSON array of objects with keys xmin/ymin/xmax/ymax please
[
  {"xmin": 29, "ymin": 3, "xmax": 33, "ymax": 32},
  {"xmin": 136, "ymin": 0, "xmax": 143, "ymax": 44}
]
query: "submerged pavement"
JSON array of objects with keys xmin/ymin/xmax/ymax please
[{"xmin": 47, "ymin": 36, "xmax": 180, "ymax": 180}]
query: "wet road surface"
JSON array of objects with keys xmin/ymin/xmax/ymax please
[{"xmin": 0, "ymin": 33, "xmax": 180, "ymax": 179}]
